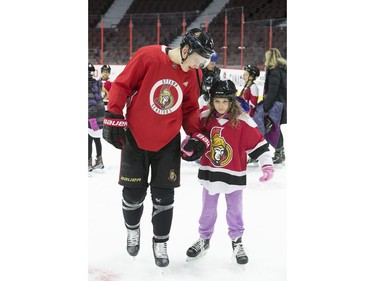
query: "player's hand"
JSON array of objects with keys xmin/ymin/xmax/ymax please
[
  {"xmin": 102, "ymin": 111, "xmax": 127, "ymax": 149},
  {"xmin": 181, "ymin": 132, "xmax": 210, "ymax": 161},
  {"xmin": 89, "ymin": 118, "xmax": 99, "ymax": 131},
  {"xmin": 259, "ymin": 165, "xmax": 274, "ymax": 182}
]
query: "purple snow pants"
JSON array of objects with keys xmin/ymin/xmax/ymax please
[{"xmin": 198, "ymin": 188, "xmax": 244, "ymax": 240}]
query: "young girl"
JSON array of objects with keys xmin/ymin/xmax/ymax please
[
  {"xmin": 100, "ymin": 64, "xmax": 112, "ymax": 108},
  {"xmin": 237, "ymin": 65, "xmax": 260, "ymax": 117},
  {"xmin": 183, "ymin": 79, "xmax": 274, "ymax": 265},
  {"xmin": 88, "ymin": 63, "xmax": 105, "ymax": 171}
]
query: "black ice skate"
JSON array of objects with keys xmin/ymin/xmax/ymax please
[
  {"xmin": 126, "ymin": 228, "xmax": 140, "ymax": 256},
  {"xmin": 232, "ymin": 237, "xmax": 248, "ymax": 265},
  {"xmin": 272, "ymin": 147, "xmax": 285, "ymax": 165},
  {"xmin": 152, "ymin": 239, "xmax": 169, "ymax": 267},
  {"xmin": 88, "ymin": 158, "xmax": 93, "ymax": 172},
  {"xmin": 93, "ymin": 156, "xmax": 104, "ymax": 169},
  {"xmin": 186, "ymin": 237, "xmax": 210, "ymax": 261}
]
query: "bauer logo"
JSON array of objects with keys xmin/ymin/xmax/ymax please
[
  {"xmin": 103, "ymin": 119, "xmax": 127, "ymax": 127},
  {"xmin": 149, "ymin": 79, "xmax": 183, "ymax": 115}
]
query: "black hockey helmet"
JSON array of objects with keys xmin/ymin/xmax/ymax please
[
  {"xmin": 202, "ymin": 73, "xmax": 215, "ymax": 92},
  {"xmin": 101, "ymin": 64, "xmax": 111, "ymax": 73},
  {"xmin": 244, "ymin": 64, "xmax": 260, "ymax": 78},
  {"xmin": 89, "ymin": 62, "xmax": 95, "ymax": 78},
  {"xmin": 180, "ymin": 28, "xmax": 214, "ymax": 59},
  {"xmin": 89, "ymin": 62, "xmax": 95, "ymax": 72},
  {"xmin": 209, "ymin": 79, "xmax": 237, "ymax": 101}
]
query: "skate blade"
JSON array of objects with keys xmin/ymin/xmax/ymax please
[
  {"xmin": 92, "ymin": 168, "xmax": 105, "ymax": 174},
  {"xmin": 154, "ymin": 263, "xmax": 169, "ymax": 275},
  {"xmin": 237, "ymin": 263, "xmax": 246, "ymax": 271},
  {"xmin": 186, "ymin": 250, "xmax": 208, "ymax": 262}
]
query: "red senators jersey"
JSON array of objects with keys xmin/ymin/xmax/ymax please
[
  {"xmin": 101, "ymin": 79, "xmax": 112, "ymax": 93},
  {"xmin": 198, "ymin": 110, "xmax": 269, "ymax": 194},
  {"xmin": 107, "ymin": 45, "xmax": 202, "ymax": 151},
  {"xmin": 241, "ymin": 83, "xmax": 259, "ymax": 117}
]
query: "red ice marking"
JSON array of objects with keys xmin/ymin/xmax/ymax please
[{"xmin": 88, "ymin": 266, "xmax": 120, "ymax": 281}]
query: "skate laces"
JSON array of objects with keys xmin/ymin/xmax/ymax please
[
  {"xmin": 127, "ymin": 229, "xmax": 139, "ymax": 246},
  {"xmin": 191, "ymin": 238, "xmax": 206, "ymax": 252},
  {"xmin": 154, "ymin": 241, "xmax": 168, "ymax": 258},
  {"xmin": 232, "ymin": 242, "xmax": 247, "ymax": 260}
]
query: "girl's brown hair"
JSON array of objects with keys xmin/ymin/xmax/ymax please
[{"xmin": 205, "ymin": 98, "xmax": 244, "ymax": 128}]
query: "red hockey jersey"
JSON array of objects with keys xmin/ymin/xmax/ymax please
[
  {"xmin": 241, "ymin": 83, "xmax": 259, "ymax": 117},
  {"xmin": 198, "ymin": 110, "xmax": 271, "ymax": 194},
  {"xmin": 107, "ymin": 45, "xmax": 202, "ymax": 151}
]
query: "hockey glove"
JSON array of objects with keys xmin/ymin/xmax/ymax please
[
  {"xmin": 264, "ymin": 116, "xmax": 273, "ymax": 134},
  {"xmin": 89, "ymin": 118, "xmax": 99, "ymax": 131},
  {"xmin": 236, "ymin": 97, "xmax": 250, "ymax": 113},
  {"xmin": 103, "ymin": 111, "xmax": 127, "ymax": 149},
  {"xmin": 259, "ymin": 165, "xmax": 274, "ymax": 182},
  {"xmin": 181, "ymin": 132, "xmax": 210, "ymax": 162}
]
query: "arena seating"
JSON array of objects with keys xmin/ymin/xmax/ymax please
[{"xmin": 88, "ymin": 0, "xmax": 286, "ymax": 67}]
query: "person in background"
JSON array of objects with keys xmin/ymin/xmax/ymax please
[
  {"xmin": 199, "ymin": 51, "xmax": 221, "ymax": 110},
  {"xmin": 237, "ymin": 65, "xmax": 260, "ymax": 117},
  {"xmin": 102, "ymin": 28, "xmax": 214, "ymax": 268},
  {"xmin": 184, "ymin": 80, "xmax": 274, "ymax": 265},
  {"xmin": 88, "ymin": 63, "xmax": 105, "ymax": 172},
  {"xmin": 100, "ymin": 64, "xmax": 112, "ymax": 107},
  {"xmin": 262, "ymin": 48, "xmax": 287, "ymax": 164}
]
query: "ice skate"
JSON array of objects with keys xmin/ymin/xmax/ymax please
[
  {"xmin": 152, "ymin": 239, "xmax": 169, "ymax": 267},
  {"xmin": 272, "ymin": 147, "xmax": 285, "ymax": 165},
  {"xmin": 93, "ymin": 156, "xmax": 104, "ymax": 169},
  {"xmin": 186, "ymin": 237, "xmax": 210, "ymax": 261},
  {"xmin": 232, "ymin": 237, "xmax": 248, "ymax": 265},
  {"xmin": 126, "ymin": 228, "xmax": 140, "ymax": 257},
  {"xmin": 88, "ymin": 158, "xmax": 93, "ymax": 172}
]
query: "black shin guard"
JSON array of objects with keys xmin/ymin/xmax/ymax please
[
  {"xmin": 122, "ymin": 187, "xmax": 147, "ymax": 229},
  {"xmin": 151, "ymin": 187, "xmax": 175, "ymax": 242}
]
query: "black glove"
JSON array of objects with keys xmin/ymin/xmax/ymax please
[
  {"xmin": 103, "ymin": 111, "xmax": 127, "ymax": 149},
  {"xmin": 264, "ymin": 116, "xmax": 273, "ymax": 134},
  {"xmin": 181, "ymin": 132, "xmax": 210, "ymax": 161}
]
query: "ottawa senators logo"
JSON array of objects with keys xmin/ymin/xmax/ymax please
[
  {"xmin": 149, "ymin": 79, "xmax": 183, "ymax": 115},
  {"xmin": 168, "ymin": 169, "xmax": 177, "ymax": 182},
  {"xmin": 205, "ymin": 127, "xmax": 233, "ymax": 167},
  {"xmin": 154, "ymin": 86, "xmax": 174, "ymax": 109}
]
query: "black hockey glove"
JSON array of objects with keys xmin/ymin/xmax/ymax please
[
  {"xmin": 264, "ymin": 116, "xmax": 273, "ymax": 134},
  {"xmin": 103, "ymin": 111, "xmax": 127, "ymax": 149},
  {"xmin": 181, "ymin": 132, "xmax": 210, "ymax": 161}
]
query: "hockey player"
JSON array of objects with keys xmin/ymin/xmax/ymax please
[
  {"xmin": 237, "ymin": 64, "xmax": 260, "ymax": 117},
  {"xmin": 102, "ymin": 28, "xmax": 214, "ymax": 267},
  {"xmin": 199, "ymin": 51, "xmax": 221, "ymax": 110},
  {"xmin": 184, "ymin": 80, "xmax": 274, "ymax": 265},
  {"xmin": 88, "ymin": 63, "xmax": 105, "ymax": 171},
  {"xmin": 100, "ymin": 64, "xmax": 112, "ymax": 107}
]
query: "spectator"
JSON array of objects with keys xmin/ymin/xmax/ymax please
[
  {"xmin": 262, "ymin": 48, "xmax": 287, "ymax": 164},
  {"xmin": 88, "ymin": 63, "xmax": 105, "ymax": 172}
]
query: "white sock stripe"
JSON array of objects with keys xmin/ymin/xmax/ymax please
[
  {"xmin": 125, "ymin": 222, "xmax": 140, "ymax": 229},
  {"xmin": 122, "ymin": 199, "xmax": 143, "ymax": 210},
  {"xmin": 154, "ymin": 234, "xmax": 169, "ymax": 240},
  {"xmin": 152, "ymin": 203, "xmax": 173, "ymax": 217}
]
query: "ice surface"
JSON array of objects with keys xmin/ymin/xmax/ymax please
[{"xmin": 89, "ymin": 130, "xmax": 286, "ymax": 281}]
